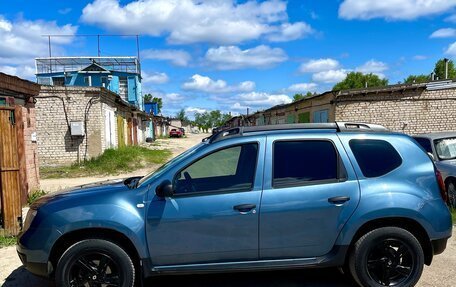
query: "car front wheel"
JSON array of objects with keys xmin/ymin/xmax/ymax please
[
  {"xmin": 349, "ymin": 227, "xmax": 424, "ymax": 287},
  {"xmin": 55, "ymin": 239, "xmax": 135, "ymax": 287}
]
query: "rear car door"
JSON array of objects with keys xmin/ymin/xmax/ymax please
[
  {"xmin": 259, "ymin": 132, "xmax": 360, "ymax": 259},
  {"xmin": 146, "ymin": 137, "xmax": 265, "ymax": 266}
]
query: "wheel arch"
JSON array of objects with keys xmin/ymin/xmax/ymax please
[
  {"xmin": 347, "ymin": 217, "xmax": 433, "ymax": 266},
  {"xmin": 48, "ymin": 227, "xmax": 142, "ymax": 276}
]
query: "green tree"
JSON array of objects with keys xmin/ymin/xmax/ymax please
[
  {"xmin": 293, "ymin": 92, "xmax": 314, "ymax": 102},
  {"xmin": 176, "ymin": 109, "xmax": 189, "ymax": 125},
  {"xmin": 332, "ymin": 72, "xmax": 388, "ymax": 91},
  {"xmin": 404, "ymin": 74, "xmax": 430, "ymax": 84},
  {"xmin": 434, "ymin": 59, "xmax": 456, "ymax": 80}
]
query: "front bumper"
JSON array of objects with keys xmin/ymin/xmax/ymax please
[{"xmin": 16, "ymin": 242, "xmax": 52, "ymax": 278}]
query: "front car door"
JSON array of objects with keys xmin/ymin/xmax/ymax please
[
  {"xmin": 146, "ymin": 136, "xmax": 265, "ymax": 266},
  {"xmin": 259, "ymin": 132, "xmax": 360, "ymax": 259}
]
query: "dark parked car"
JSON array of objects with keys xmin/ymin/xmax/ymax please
[
  {"xmin": 414, "ymin": 132, "xmax": 456, "ymax": 208},
  {"xmin": 169, "ymin": 128, "xmax": 183, "ymax": 138},
  {"xmin": 18, "ymin": 122, "xmax": 452, "ymax": 287}
]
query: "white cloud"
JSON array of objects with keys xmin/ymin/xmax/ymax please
[
  {"xmin": 356, "ymin": 60, "xmax": 388, "ymax": 78},
  {"xmin": 212, "ymin": 91, "xmax": 291, "ymax": 113},
  {"xmin": 267, "ymin": 22, "xmax": 314, "ymax": 42},
  {"xmin": 182, "ymin": 74, "xmax": 255, "ymax": 93},
  {"xmin": 430, "ymin": 28, "xmax": 456, "ymax": 38},
  {"xmin": 81, "ymin": 0, "xmax": 313, "ymax": 45},
  {"xmin": 445, "ymin": 41, "xmax": 456, "ymax": 56},
  {"xmin": 299, "ymin": 58, "xmax": 340, "ymax": 73},
  {"xmin": 185, "ymin": 107, "xmax": 207, "ymax": 114},
  {"xmin": 0, "ymin": 15, "xmax": 77, "ymax": 80},
  {"xmin": 205, "ymin": 45, "xmax": 288, "ymax": 70},
  {"xmin": 339, "ymin": 0, "xmax": 456, "ymax": 20},
  {"xmin": 285, "ymin": 83, "xmax": 318, "ymax": 93},
  {"xmin": 312, "ymin": 69, "xmax": 348, "ymax": 83},
  {"xmin": 142, "ymin": 49, "xmax": 191, "ymax": 67},
  {"xmin": 0, "ymin": 65, "xmax": 36, "ymax": 79},
  {"xmin": 142, "ymin": 71, "xmax": 169, "ymax": 84}
]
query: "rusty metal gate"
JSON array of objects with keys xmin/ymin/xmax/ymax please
[{"xmin": 0, "ymin": 107, "xmax": 22, "ymax": 235}]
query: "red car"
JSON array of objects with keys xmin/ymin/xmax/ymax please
[{"xmin": 169, "ymin": 128, "xmax": 183, "ymax": 138}]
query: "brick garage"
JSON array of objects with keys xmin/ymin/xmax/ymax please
[
  {"xmin": 0, "ymin": 73, "xmax": 40, "ymax": 234},
  {"xmin": 334, "ymin": 82, "xmax": 456, "ymax": 134},
  {"xmin": 36, "ymin": 86, "xmax": 148, "ymax": 166}
]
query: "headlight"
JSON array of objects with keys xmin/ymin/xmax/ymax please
[{"xmin": 23, "ymin": 209, "xmax": 37, "ymax": 231}]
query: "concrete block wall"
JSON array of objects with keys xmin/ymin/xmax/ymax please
[
  {"xmin": 36, "ymin": 86, "xmax": 103, "ymax": 166},
  {"xmin": 334, "ymin": 88, "xmax": 456, "ymax": 135},
  {"xmin": 20, "ymin": 103, "xmax": 40, "ymax": 191}
]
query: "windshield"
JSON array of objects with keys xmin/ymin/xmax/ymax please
[
  {"xmin": 137, "ymin": 142, "xmax": 205, "ymax": 187},
  {"xmin": 434, "ymin": 137, "xmax": 456, "ymax": 160}
]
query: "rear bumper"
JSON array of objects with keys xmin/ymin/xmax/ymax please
[{"xmin": 431, "ymin": 237, "xmax": 449, "ymax": 256}]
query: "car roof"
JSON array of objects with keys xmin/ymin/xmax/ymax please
[{"xmin": 413, "ymin": 132, "xmax": 456, "ymax": 140}]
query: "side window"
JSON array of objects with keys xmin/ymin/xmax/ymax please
[
  {"xmin": 349, "ymin": 139, "xmax": 402, "ymax": 178},
  {"xmin": 174, "ymin": 143, "xmax": 258, "ymax": 195},
  {"xmin": 273, "ymin": 140, "xmax": 339, "ymax": 188},
  {"xmin": 414, "ymin": 137, "xmax": 432, "ymax": 154}
]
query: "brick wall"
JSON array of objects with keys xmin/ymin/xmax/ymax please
[
  {"xmin": 21, "ymin": 102, "xmax": 40, "ymax": 191},
  {"xmin": 334, "ymin": 87, "xmax": 456, "ymax": 134},
  {"xmin": 36, "ymin": 86, "xmax": 104, "ymax": 166}
]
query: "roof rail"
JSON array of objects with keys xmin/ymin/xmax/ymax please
[{"xmin": 206, "ymin": 122, "xmax": 388, "ymax": 143}]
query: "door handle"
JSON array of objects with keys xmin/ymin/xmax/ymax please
[
  {"xmin": 328, "ymin": 196, "xmax": 350, "ymax": 205},
  {"xmin": 233, "ymin": 204, "xmax": 256, "ymax": 213}
]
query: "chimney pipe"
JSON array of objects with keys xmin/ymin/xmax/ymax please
[
  {"xmin": 444, "ymin": 58, "xmax": 449, "ymax": 79},
  {"xmin": 431, "ymin": 72, "xmax": 435, "ymax": 81}
]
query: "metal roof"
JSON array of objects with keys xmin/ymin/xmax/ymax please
[{"xmin": 413, "ymin": 132, "xmax": 456, "ymax": 140}]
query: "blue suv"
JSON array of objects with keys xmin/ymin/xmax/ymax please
[{"xmin": 17, "ymin": 122, "xmax": 452, "ymax": 287}]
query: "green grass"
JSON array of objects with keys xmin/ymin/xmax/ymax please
[
  {"xmin": 451, "ymin": 208, "xmax": 456, "ymax": 224},
  {"xmin": 41, "ymin": 146, "xmax": 171, "ymax": 179},
  {"xmin": 0, "ymin": 236, "xmax": 16, "ymax": 248},
  {"xmin": 27, "ymin": 190, "xmax": 47, "ymax": 205}
]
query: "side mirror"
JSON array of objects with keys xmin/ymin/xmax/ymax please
[
  {"xmin": 155, "ymin": 180, "xmax": 174, "ymax": 198},
  {"xmin": 427, "ymin": 152, "xmax": 435, "ymax": 161}
]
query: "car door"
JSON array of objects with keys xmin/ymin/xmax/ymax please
[
  {"xmin": 259, "ymin": 133, "xmax": 360, "ymax": 259},
  {"xmin": 146, "ymin": 137, "xmax": 265, "ymax": 266}
]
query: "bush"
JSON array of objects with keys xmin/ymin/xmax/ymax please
[{"xmin": 27, "ymin": 190, "xmax": 47, "ymax": 205}]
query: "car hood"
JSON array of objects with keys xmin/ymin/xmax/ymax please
[{"xmin": 31, "ymin": 178, "xmax": 130, "ymax": 209}]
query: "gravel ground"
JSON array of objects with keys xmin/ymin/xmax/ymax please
[{"xmin": 2, "ymin": 132, "xmax": 454, "ymax": 286}]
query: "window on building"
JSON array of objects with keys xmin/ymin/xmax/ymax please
[
  {"xmin": 273, "ymin": 140, "xmax": 339, "ymax": 188},
  {"xmin": 84, "ymin": 76, "xmax": 92, "ymax": 86},
  {"xmin": 101, "ymin": 77, "xmax": 108, "ymax": 88},
  {"xmin": 37, "ymin": 77, "xmax": 52, "ymax": 86},
  {"xmin": 174, "ymin": 143, "xmax": 258, "ymax": 195},
  {"xmin": 119, "ymin": 77, "xmax": 128, "ymax": 100},
  {"xmin": 52, "ymin": 77, "xmax": 65, "ymax": 86},
  {"xmin": 349, "ymin": 139, "xmax": 402, "ymax": 178},
  {"xmin": 298, "ymin": 112, "xmax": 310, "ymax": 123}
]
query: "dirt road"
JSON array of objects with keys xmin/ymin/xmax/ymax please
[{"xmin": 40, "ymin": 133, "xmax": 208, "ymax": 192}]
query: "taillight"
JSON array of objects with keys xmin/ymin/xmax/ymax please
[{"xmin": 435, "ymin": 168, "xmax": 448, "ymax": 203}]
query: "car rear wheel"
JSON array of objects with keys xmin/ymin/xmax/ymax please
[
  {"xmin": 349, "ymin": 227, "xmax": 424, "ymax": 287},
  {"xmin": 446, "ymin": 180, "xmax": 456, "ymax": 208},
  {"xmin": 55, "ymin": 239, "xmax": 135, "ymax": 287}
]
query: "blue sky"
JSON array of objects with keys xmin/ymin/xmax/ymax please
[{"xmin": 2, "ymin": 0, "xmax": 456, "ymax": 117}]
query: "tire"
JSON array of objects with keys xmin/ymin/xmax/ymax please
[
  {"xmin": 349, "ymin": 227, "xmax": 424, "ymax": 287},
  {"xmin": 55, "ymin": 239, "xmax": 135, "ymax": 287},
  {"xmin": 446, "ymin": 180, "xmax": 456, "ymax": 209}
]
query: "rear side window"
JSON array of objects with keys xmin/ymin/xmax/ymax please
[
  {"xmin": 273, "ymin": 140, "xmax": 338, "ymax": 188},
  {"xmin": 349, "ymin": 139, "xmax": 402, "ymax": 178},
  {"xmin": 414, "ymin": 137, "xmax": 432, "ymax": 154}
]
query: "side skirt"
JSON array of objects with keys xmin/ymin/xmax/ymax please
[{"xmin": 143, "ymin": 245, "xmax": 348, "ymax": 277}]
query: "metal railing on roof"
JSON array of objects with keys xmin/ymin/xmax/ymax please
[{"xmin": 35, "ymin": 56, "xmax": 140, "ymax": 75}]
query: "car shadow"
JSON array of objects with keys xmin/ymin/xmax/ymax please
[
  {"xmin": 145, "ymin": 268, "xmax": 357, "ymax": 287},
  {"xmin": 2, "ymin": 266, "xmax": 50, "ymax": 287},
  {"xmin": 2, "ymin": 266, "xmax": 356, "ymax": 287}
]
